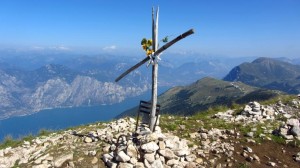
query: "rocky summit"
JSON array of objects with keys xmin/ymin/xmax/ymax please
[{"xmin": 1, "ymin": 96, "xmax": 300, "ymax": 168}]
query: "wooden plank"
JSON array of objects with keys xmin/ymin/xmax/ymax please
[
  {"xmin": 115, "ymin": 28, "xmax": 195, "ymax": 82},
  {"xmin": 154, "ymin": 28, "xmax": 194, "ymax": 56},
  {"xmin": 115, "ymin": 57, "xmax": 149, "ymax": 82}
]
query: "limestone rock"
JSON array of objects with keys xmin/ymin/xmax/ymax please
[
  {"xmin": 116, "ymin": 151, "xmax": 130, "ymax": 162},
  {"xmin": 291, "ymin": 126, "xmax": 300, "ymax": 137},
  {"xmin": 53, "ymin": 152, "xmax": 73, "ymax": 168},
  {"xmin": 159, "ymin": 148, "xmax": 177, "ymax": 160},
  {"xmin": 267, "ymin": 161, "xmax": 276, "ymax": 167},
  {"xmin": 103, "ymin": 153, "xmax": 114, "ymax": 162},
  {"xmin": 141, "ymin": 142, "xmax": 159, "ymax": 153},
  {"xmin": 118, "ymin": 162, "xmax": 134, "ymax": 168},
  {"xmin": 244, "ymin": 146, "xmax": 253, "ymax": 153},
  {"xmin": 144, "ymin": 153, "xmax": 155, "ymax": 163},
  {"xmin": 84, "ymin": 137, "xmax": 93, "ymax": 143},
  {"xmin": 126, "ymin": 144, "xmax": 138, "ymax": 158},
  {"xmin": 294, "ymin": 152, "xmax": 300, "ymax": 162},
  {"xmin": 286, "ymin": 118, "xmax": 299, "ymax": 127},
  {"xmin": 151, "ymin": 159, "xmax": 163, "ymax": 168}
]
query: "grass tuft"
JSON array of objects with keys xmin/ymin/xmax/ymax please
[{"xmin": 0, "ymin": 135, "xmax": 20, "ymax": 149}]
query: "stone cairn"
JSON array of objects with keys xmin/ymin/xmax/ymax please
[
  {"xmin": 214, "ymin": 100, "xmax": 300, "ymax": 141},
  {"xmin": 102, "ymin": 118, "xmax": 196, "ymax": 168}
]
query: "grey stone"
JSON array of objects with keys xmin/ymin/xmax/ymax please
[
  {"xmin": 185, "ymin": 162, "xmax": 197, "ymax": 168},
  {"xmin": 244, "ymin": 146, "xmax": 253, "ymax": 153},
  {"xmin": 294, "ymin": 152, "xmax": 300, "ymax": 162},
  {"xmin": 200, "ymin": 133, "xmax": 208, "ymax": 139},
  {"xmin": 126, "ymin": 144, "xmax": 138, "ymax": 158},
  {"xmin": 103, "ymin": 153, "xmax": 114, "ymax": 162},
  {"xmin": 159, "ymin": 148, "xmax": 177, "ymax": 160},
  {"xmin": 166, "ymin": 159, "xmax": 179, "ymax": 166},
  {"xmin": 144, "ymin": 153, "xmax": 155, "ymax": 163},
  {"xmin": 32, "ymin": 163, "xmax": 49, "ymax": 168},
  {"xmin": 195, "ymin": 158, "xmax": 203, "ymax": 164},
  {"xmin": 174, "ymin": 149, "xmax": 190, "ymax": 157},
  {"xmin": 84, "ymin": 137, "xmax": 93, "ymax": 143},
  {"xmin": 282, "ymin": 134, "xmax": 294, "ymax": 140},
  {"xmin": 151, "ymin": 159, "xmax": 164, "ymax": 168},
  {"xmin": 286, "ymin": 118, "xmax": 299, "ymax": 127},
  {"xmin": 129, "ymin": 157, "xmax": 137, "ymax": 165},
  {"xmin": 135, "ymin": 162, "xmax": 145, "ymax": 168},
  {"xmin": 118, "ymin": 162, "xmax": 134, "ymax": 168},
  {"xmin": 91, "ymin": 157, "xmax": 98, "ymax": 164},
  {"xmin": 116, "ymin": 151, "xmax": 130, "ymax": 162},
  {"xmin": 189, "ymin": 132, "xmax": 198, "ymax": 139},
  {"xmin": 246, "ymin": 132, "xmax": 254, "ymax": 138},
  {"xmin": 267, "ymin": 161, "xmax": 276, "ymax": 167},
  {"xmin": 158, "ymin": 141, "xmax": 165, "ymax": 150},
  {"xmin": 185, "ymin": 154, "xmax": 196, "ymax": 162},
  {"xmin": 283, "ymin": 114, "xmax": 292, "ymax": 118},
  {"xmin": 53, "ymin": 152, "xmax": 73, "ymax": 168},
  {"xmin": 141, "ymin": 141, "xmax": 159, "ymax": 153},
  {"xmin": 253, "ymin": 154, "xmax": 260, "ymax": 162},
  {"xmin": 291, "ymin": 126, "xmax": 300, "ymax": 137}
]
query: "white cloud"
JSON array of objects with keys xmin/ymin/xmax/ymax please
[
  {"xmin": 50, "ymin": 45, "xmax": 71, "ymax": 51},
  {"xmin": 103, "ymin": 45, "xmax": 117, "ymax": 51},
  {"xmin": 30, "ymin": 45, "xmax": 71, "ymax": 51},
  {"xmin": 31, "ymin": 46, "xmax": 45, "ymax": 50}
]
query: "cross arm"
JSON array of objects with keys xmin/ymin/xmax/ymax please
[{"xmin": 115, "ymin": 28, "xmax": 195, "ymax": 82}]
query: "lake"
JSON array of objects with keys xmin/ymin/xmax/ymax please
[{"xmin": 0, "ymin": 87, "xmax": 170, "ymax": 142}]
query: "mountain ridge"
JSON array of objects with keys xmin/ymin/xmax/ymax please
[
  {"xmin": 117, "ymin": 77, "xmax": 281, "ymax": 118},
  {"xmin": 224, "ymin": 57, "xmax": 300, "ymax": 94}
]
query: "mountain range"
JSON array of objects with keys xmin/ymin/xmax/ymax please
[
  {"xmin": 118, "ymin": 57, "xmax": 300, "ymax": 118},
  {"xmin": 1, "ymin": 51, "xmax": 299, "ymax": 120},
  {"xmin": 0, "ymin": 63, "xmax": 149, "ymax": 120},
  {"xmin": 224, "ymin": 57, "xmax": 300, "ymax": 94},
  {"xmin": 0, "ymin": 51, "xmax": 253, "ymax": 119}
]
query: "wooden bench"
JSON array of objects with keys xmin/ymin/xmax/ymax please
[{"xmin": 135, "ymin": 100, "xmax": 161, "ymax": 132}]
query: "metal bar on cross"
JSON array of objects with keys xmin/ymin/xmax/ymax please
[{"xmin": 115, "ymin": 7, "xmax": 194, "ymax": 132}]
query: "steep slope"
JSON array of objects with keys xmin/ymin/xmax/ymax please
[
  {"xmin": 224, "ymin": 57, "xmax": 300, "ymax": 94},
  {"xmin": 158, "ymin": 77, "xmax": 279, "ymax": 115},
  {"xmin": 117, "ymin": 77, "xmax": 281, "ymax": 117},
  {"xmin": 0, "ymin": 64, "xmax": 149, "ymax": 119}
]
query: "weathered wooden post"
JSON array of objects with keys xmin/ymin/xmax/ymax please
[
  {"xmin": 150, "ymin": 7, "xmax": 159, "ymax": 131},
  {"xmin": 115, "ymin": 7, "xmax": 194, "ymax": 132}
]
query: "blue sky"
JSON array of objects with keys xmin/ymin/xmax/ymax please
[{"xmin": 0, "ymin": 0, "xmax": 299, "ymax": 57}]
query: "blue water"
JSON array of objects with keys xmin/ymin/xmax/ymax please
[{"xmin": 0, "ymin": 87, "xmax": 170, "ymax": 142}]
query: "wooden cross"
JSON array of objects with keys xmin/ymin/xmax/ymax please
[{"xmin": 115, "ymin": 7, "xmax": 194, "ymax": 131}]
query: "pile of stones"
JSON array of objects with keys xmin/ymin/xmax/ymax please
[
  {"xmin": 102, "ymin": 123, "xmax": 197, "ymax": 168},
  {"xmin": 189, "ymin": 128, "xmax": 236, "ymax": 167},
  {"xmin": 214, "ymin": 101, "xmax": 278, "ymax": 124},
  {"xmin": 214, "ymin": 100, "xmax": 300, "ymax": 124},
  {"xmin": 0, "ymin": 132, "xmax": 72, "ymax": 168},
  {"xmin": 274, "ymin": 118, "xmax": 300, "ymax": 140}
]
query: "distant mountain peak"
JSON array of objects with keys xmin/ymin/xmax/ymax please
[{"xmin": 224, "ymin": 57, "xmax": 300, "ymax": 94}]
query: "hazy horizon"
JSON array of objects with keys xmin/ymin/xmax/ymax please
[{"xmin": 0, "ymin": 0, "xmax": 299, "ymax": 58}]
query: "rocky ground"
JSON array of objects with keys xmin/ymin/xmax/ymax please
[{"xmin": 1, "ymin": 96, "xmax": 300, "ymax": 168}]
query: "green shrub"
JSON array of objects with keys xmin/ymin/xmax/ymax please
[
  {"xmin": 38, "ymin": 129, "xmax": 52, "ymax": 136},
  {"xmin": 0, "ymin": 135, "xmax": 20, "ymax": 149}
]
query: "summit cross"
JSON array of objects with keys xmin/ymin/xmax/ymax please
[{"xmin": 115, "ymin": 7, "xmax": 194, "ymax": 131}]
